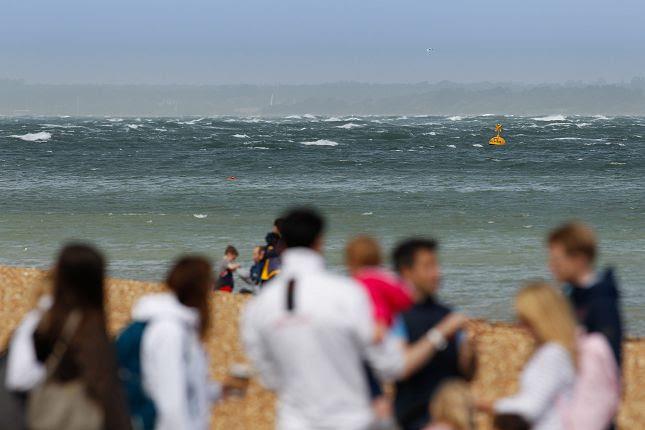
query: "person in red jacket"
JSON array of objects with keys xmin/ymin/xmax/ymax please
[
  {"xmin": 346, "ymin": 235, "xmax": 414, "ymax": 338},
  {"xmin": 345, "ymin": 235, "xmax": 415, "ymax": 426}
]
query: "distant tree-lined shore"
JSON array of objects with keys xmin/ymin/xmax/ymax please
[{"xmin": 2, "ymin": 78, "xmax": 645, "ymax": 117}]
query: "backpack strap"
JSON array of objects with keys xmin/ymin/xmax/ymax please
[
  {"xmin": 43, "ymin": 310, "xmax": 82, "ymax": 381},
  {"xmin": 286, "ymin": 279, "xmax": 296, "ymax": 312}
]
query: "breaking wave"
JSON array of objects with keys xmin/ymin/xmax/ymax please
[
  {"xmin": 531, "ymin": 114, "xmax": 568, "ymax": 121},
  {"xmin": 9, "ymin": 132, "xmax": 52, "ymax": 142},
  {"xmin": 336, "ymin": 123, "xmax": 363, "ymax": 129},
  {"xmin": 301, "ymin": 139, "xmax": 339, "ymax": 147}
]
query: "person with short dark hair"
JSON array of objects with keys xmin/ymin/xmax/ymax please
[
  {"xmin": 547, "ymin": 221, "xmax": 624, "ymax": 366},
  {"xmin": 242, "ymin": 208, "xmax": 406, "ymax": 429},
  {"xmin": 391, "ymin": 238, "xmax": 476, "ymax": 430},
  {"xmin": 215, "ymin": 245, "xmax": 241, "ymax": 293}
]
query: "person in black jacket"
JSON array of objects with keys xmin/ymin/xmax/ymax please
[
  {"xmin": 547, "ymin": 222, "xmax": 624, "ymax": 367},
  {"xmin": 391, "ymin": 238, "xmax": 476, "ymax": 430}
]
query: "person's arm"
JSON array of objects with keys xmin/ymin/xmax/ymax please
[
  {"xmin": 457, "ymin": 329, "xmax": 477, "ymax": 381},
  {"xmin": 495, "ymin": 345, "xmax": 573, "ymax": 423},
  {"xmin": 398, "ymin": 313, "xmax": 469, "ymax": 379},
  {"xmin": 142, "ymin": 321, "xmax": 190, "ymax": 430},
  {"xmin": 236, "ymin": 267, "xmax": 253, "ymax": 285},
  {"xmin": 367, "ymin": 312, "xmax": 469, "ymax": 381},
  {"xmin": 5, "ymin": 310, "xmax": 47, "ymax": 391},
  {"xmin": 240, "ymin": 300, "xmax": 281, "ymax": 390}
]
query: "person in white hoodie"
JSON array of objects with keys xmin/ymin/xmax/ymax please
[
  {"xmin": 241, "ymin": 208, "xmax": 465, "ymax": 430},
  {"xmin": 130, "ymin": 256, "xmax": 220, "ymax": 430}
]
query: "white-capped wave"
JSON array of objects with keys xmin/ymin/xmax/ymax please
[
  {"xmin": 336, "ymin": 123, "xmax": 363, "ymax": 129},
  {"xmin": 472, "ymin": 144, "xmax": 483, "ymax": 147},
  {"xmin": 107, "ymin": 118, "xmax": 123, "ymax": 122},
  {"xmin": 193, "ymin": 214, "xmax": 208, "ymax": 219},
  {"xmin": 154, "ymin": 128, "xmax": 167, "ymax": 132},
  {"xmin": 423, "ymin": 132, "xmax": 437, "ymax": 136},
  {"xmin": 301, "ymin": 139, "xmax": 339, "ymax": 147},
  {"xmin": 233, "ymin": 134, "xmax": 249, "ymax": 138},
  {"xmin": 323, "ymin": 117, "xmax": 342, "ymax": 122},
  {"xmin": 576, "ymin": 123, "xmax": 591, "ymax": 128},
  {"xmin": 126, "ymin": 124, "xmax": 141, "ymax": 130},
  {"xmin": 593, "ymin": 115, "xmax": 610, "ymax": 120},
  {"xmin": 178, "ymin": 118, "xmax": 204, "ymax": 125},
  {"xmin": 553, "ymin": 137, "xmax": 584, "ymax": 141},
  {"xmin": 40, "ymin": 124, "xmax": 84, "ymax": 129},
  {"xmin": 532, "ymin": 114, "xmax": 567, "ymax": 121},
  {"xmin": 285, "ymin": 115, "xmax": 301, "ymax": 119},
  {"xmin": 251, "ymin": 146, "xmax": 270, "ymax": 150},
  {"xmin": 362, "ymin": 212, "xmax": 373, "ymax": 216},
  {"xmin": 447, "ymin": 144, "xmax": 457, "ymax": 148},
  {"xmin": 9, "ymin": 132, "xmax": 52, "ymax": 142},
  {"xmin": 448, "ymin": 116, "xmax": 462, "ymax": 121},
  {"xmin": 302, "ymin": 114, "xmax": 316, "ymax": 119}
]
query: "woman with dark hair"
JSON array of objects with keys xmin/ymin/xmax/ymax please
[
  {"xmin": 29, "ymin": 243, "xmax": 131, "ymax": 429},
  {"xmin": 126, "ymin": 256, "xmax": 221, "ymax": 430}
]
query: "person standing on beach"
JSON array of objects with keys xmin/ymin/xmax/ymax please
[
  {"xmin": 120, "ymin": 256, "xmax": 225, "ymax": 430},
  {"xmin": 15, "ymin": 244, "xmax": 131, "ymax": 430},
  {"xmin": 215, "ymin": 245, "xmax": 241, "ymax": 293},
  {"xmin": 258, "ymin": 218, "xmax": 285, "ymax": 286},
  {"xmin": 391, "ymin": 239, "xmax": 476, "ymax": 430},
  {"xmin": 491, "ymin": 282, "xmax": 577, "ymax": 430},
  {"xmin": 547, "ymin": 222, "xmax": 624, "ymax": 366},
  {"xmin": 241, "ymin": 209, "xmax": 457, "ymax": 430}
]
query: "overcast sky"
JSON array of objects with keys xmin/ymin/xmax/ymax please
[{"xmin": 2, "ymin": 0, "xmax": 644, "ymax": 84}]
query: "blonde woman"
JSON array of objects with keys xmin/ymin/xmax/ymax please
[
  {"xmin": 493, "ymin": 282, "xmax": 577, "ymax": 430},
  {"xmin": 424, "ymin": 379, "xmax": 474, "ymax": 430}
]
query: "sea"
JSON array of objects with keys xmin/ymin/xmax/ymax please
[{"xmin": 1, "ymin": 114, "xmax": 643, "ymax": 334}]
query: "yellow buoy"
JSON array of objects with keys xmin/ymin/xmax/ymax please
[{"xmin": 489, "ymin": 123, "xmax": 506, "ymax": 146}]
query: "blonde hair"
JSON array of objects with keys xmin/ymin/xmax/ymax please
[
  {"xmin": 515, "ymin": 281, "xmax": 577, "ymax": 361},
  {"xmin": 429, "ymin": 379, "xmax": 475, "ymax": 430},
  {"xmin": 345, "ymin": 235, "xmax": 382, "ymax": 273}
]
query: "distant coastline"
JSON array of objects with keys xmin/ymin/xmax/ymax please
[{"xmin": 2, "ymin": 78, "xmax": 645, "ymax": 117}]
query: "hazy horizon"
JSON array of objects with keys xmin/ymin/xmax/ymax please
[{"xmin": 2, "ymin": 0, "xmax": 644, "ymax": 85}]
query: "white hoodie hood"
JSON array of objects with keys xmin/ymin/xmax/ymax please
[{"xmin": 132, "ymin": 292, "xmax": 199, "ymax": 328}]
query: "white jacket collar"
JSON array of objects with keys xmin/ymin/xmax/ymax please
[
  {"xmin": 132, "ymin": 292, "xmax": 199, "ymax": 327},
  {"xmin": 281, "ymin": 247, "xmax": 325, "ymax": 276}
]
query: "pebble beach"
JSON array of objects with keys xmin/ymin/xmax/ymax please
[{"xmin": 1, "ymin": 265, "xmax": 643, "ymax": 429}]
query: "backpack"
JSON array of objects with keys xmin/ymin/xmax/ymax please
[
  {"xmin": 116, "ymin": 321, "xmax": 156, "ymax": 430},
  {"xmin": 562, "ymin": 332, "xmax": 620, "ymax": 430}
]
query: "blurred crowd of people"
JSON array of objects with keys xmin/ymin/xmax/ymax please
[{"xmin": 1, "ymin": 208, "xmax": 624, "ymax": 430}]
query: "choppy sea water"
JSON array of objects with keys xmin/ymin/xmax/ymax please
[{"xmin": 1, "ymin": 114, "xmax": 643, "ymax": 334}]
